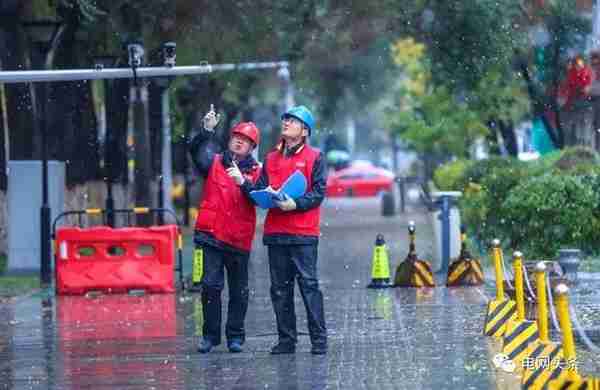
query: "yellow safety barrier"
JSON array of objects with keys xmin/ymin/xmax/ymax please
[
  {"xmin": 549, "ymin": 377, "xmax": 600, "ymax": 389},
  {"xmin": 393, "ymin": 221, "xmax": 435, "ymax": 287},
  {"xmin": 501, "ymin": 252, "xmax": 540, "ymax": 372},
  {"xmin": 484, "ymin": 239, "xmax": 517, "ymax": 338},
  {"xmin": 545, "ymin": 284, "xmax": 585, "ymax": 388},
  {"xmin": 546, "ymin": 283, "xmax": 600, "ymax": 389},
  {"xmin": 446, "ymin": 226, "xmax": 484, "ymax": 287},
  {"xmin": 367, "ymin": 234, "xmax": 392, "ymax": 288},
  {"xmin": 521, "ymin": 262, "xmax": 565, "ymax": 390}
]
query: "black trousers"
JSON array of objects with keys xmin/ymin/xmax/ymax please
[
  {"xmin": 200, "ymin": 245, "xmax": 249, "ymax": 345},
  {"xmin": 268, "ymin": 244, "xmax": 327, "ymax": 346}
]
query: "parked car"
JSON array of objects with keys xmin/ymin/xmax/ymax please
[{"xmin": 326, "ymin": 163, "xmax": 395, "ymax": 197}]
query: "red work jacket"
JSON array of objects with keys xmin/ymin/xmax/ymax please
[
  {"xmin": 264, "ymin": 144, "xmax": 321, "ymax": 237},
  {"xmin": 194, "ymin": 155, "xmax": 260, "ymax": 252}
]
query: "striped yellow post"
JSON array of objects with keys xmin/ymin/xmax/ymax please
[
  {"xmin": 545, "ymin": 284, "xmax": 584, "ymax": 389},
  {"xmin": 501, "ymin": 251, "xmax": 540, "ymax": 371},
  {"xmin": 535, "ymin": 262, "xmax": 549, "ymax": 343},
  {"xmin": 555, "ymin": 284, "xmax": 578, "ymax": 381},
  {"xmin": 483, "ymin": 239, "xmax": 517, "ymax": 338},
  {"xmin": 493, "ymin": 240, "xmax": 504, "ymax": 301},
  {"xmin": 550, "ymin": 377, "xmax": 600, "ymax": 389},
  {"xmin": 393, "ymin": 221, "xmax": 435, "ymax": 288},
  {"xmin": 410, "ymin": 260, "xmax": 435, "ymax": 287},
  {"xmin": 446, "ymin": 226, "xmax": 484, "ymax": 286},
  {"xmin": 521, "ymin": 262, "xmax": 566, "ymax": 390},
  {"xmin": 513, "ymin": 251, "xmax": 526, "ymax": 321}
]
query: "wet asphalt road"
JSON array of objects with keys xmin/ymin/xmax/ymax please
[{"xmin": 0, "ymin": 196, "xmax": 596, "ymax": 389}]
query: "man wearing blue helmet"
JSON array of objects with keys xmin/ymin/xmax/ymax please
[{"xmin": 227, "ymin": 105, "xmax": 328, "ymax": 355}]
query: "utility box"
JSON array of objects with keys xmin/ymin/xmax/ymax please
[{"xmin": 8, "ymin": 161, "xmax": 65, "ymax": 273}]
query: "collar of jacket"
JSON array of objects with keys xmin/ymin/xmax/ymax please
[
  {"xmin": 276, "ymin": 140, "xmax": 305, "ymax": 157},
  {"xmin": 221, "ymin": 150, "xmax": 257, "ymax": 173}
]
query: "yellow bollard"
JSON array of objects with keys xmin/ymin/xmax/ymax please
[
  {"xmin": 493, "ymin": 240, "xmax": 504, "ymax": 301},
  {"xmin": 555, "ymin": 284, "xmax": 578, "ymax": 380},
  {"xmin": 535, "ymin": 262, "xmax": 549, "ymax": 343},
  {"xmin": 483, "ymin": 239, "xmax": 517, "ymax": 338},
  {"xmin": 540, "ymin": 282, "xmax": 600, "ymax": 388},
  {"xmin": 521, "ymin": 262, "xmax": 565, "ymax": 390},
  {"xmin": 513, "ymin": 251, "xmax": 526, "ymax": 321},
  {"xmin": 501, "ymin": 251, "xmax": 540, "ymax": 371}
]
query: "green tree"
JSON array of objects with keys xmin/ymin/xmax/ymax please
[
  {"xmin": 525, "ymin": 0, "xmax": 591, "ymax": 149},
  {"xmin": 383, "ymin": 0, "xmax": 536, "ymax": 162}
]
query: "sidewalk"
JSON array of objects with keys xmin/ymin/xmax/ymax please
[{"xmin": 0, "ymin": 197, "xmax": 597, "ymax": 389}]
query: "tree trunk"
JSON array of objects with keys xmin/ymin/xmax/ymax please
[
  {"xmin": 1, "ymin": 16, "xmax": 35, "ymax": 160},
  {"xmin": 498, "ymin": 119, "xmax": 519, "ymax": 157},
  {"xmin": 550, "ymin": 27, "xmax": 565, "ymax": 149},
  {"xmin": 107, "ymin": 77, "xmax": 131, "ymax": 187},
  {"xmin": 50, "ymin": 24, "xmax": 100, "ymax": 186}
]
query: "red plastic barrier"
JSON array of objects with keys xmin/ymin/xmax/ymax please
[{"xmin": 55, "ymin": 225, "xmax": 178, "ymax": 295}]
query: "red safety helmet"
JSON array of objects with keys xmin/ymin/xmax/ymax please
[{"xmin": 231, "ymin": 122, "xmax": 260, "ymax": 147}]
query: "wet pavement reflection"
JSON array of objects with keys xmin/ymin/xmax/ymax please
[{"xmin": 0, "ymin": 198, "xmax": 597, "ymax": 389}]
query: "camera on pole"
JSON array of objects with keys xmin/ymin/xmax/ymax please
[
  {"xmin": 163, "ymin": 42, "xmax": 176, "ymax": 67},
  {"xmin": 127, "ymin": 43, "xmax": 145, "ymax": 68}
]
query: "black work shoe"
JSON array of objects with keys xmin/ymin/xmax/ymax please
[
  {"xmin": 311, "ymin": 344, "xmax": 327, "ymax": 355},
  {"xmin": 198, "ymin": 339, "xmax": 214, "ymax": 353},
  {"xmin": 228, "ymin": 339, "xmax": 243, "ymax": 353},
  {"xmin": 270, "ymin": 343, "xmax": 295, "ymax": 354}
]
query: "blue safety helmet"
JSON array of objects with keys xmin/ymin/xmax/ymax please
[{"xmin": 281, "ymin": 105, "xmax": 315, "ymax": 136}]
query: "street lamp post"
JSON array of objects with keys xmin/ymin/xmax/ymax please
[
  {"xmin": 150, "ymin": 42, "xmax": 176, "ymax": 225},
  {"xmin": 93, "ymin": 54, "xmax": 119, "ymax": 227},
  {"xmin": 21, "ymin": 19, "xmax": 63, "ymax": 286},
  {"xmin": 277, "ymin": 65, "xmax": 295, "ymax": 110}
]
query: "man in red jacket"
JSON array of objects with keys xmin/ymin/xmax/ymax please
[
  {"xmin": 230, "ymin": 105, "xmax": 328, "ymax": 355},
  {"xmin": 189, "ymin": 105, "xmax": 261, "ymax": 354}
]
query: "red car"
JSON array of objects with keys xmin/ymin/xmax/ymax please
[{"xmin": 326, "ymin": 163, "xmax": 395, "ymax": 197}]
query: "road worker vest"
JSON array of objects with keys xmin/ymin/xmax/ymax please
[
  {"xmin": 194, "ymin": 155, "xmax": 260, "ymax": 252},
  {"xmin": 264, "ymin": 144, "xmax": 321, "ymax": 237}
]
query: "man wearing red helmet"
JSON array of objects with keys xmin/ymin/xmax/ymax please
[{"xmin": 189, "ymin": 104, "xmax": 261, "ymax": 354}]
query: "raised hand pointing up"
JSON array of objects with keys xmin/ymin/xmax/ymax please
[{"xmin": 203, "ymin": 103, "xmax": 221, "ymax": 132}]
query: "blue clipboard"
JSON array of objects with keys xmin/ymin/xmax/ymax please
[{"xmin": 250, "ymin": 170, "xmax": 307, "ymax": 209}]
